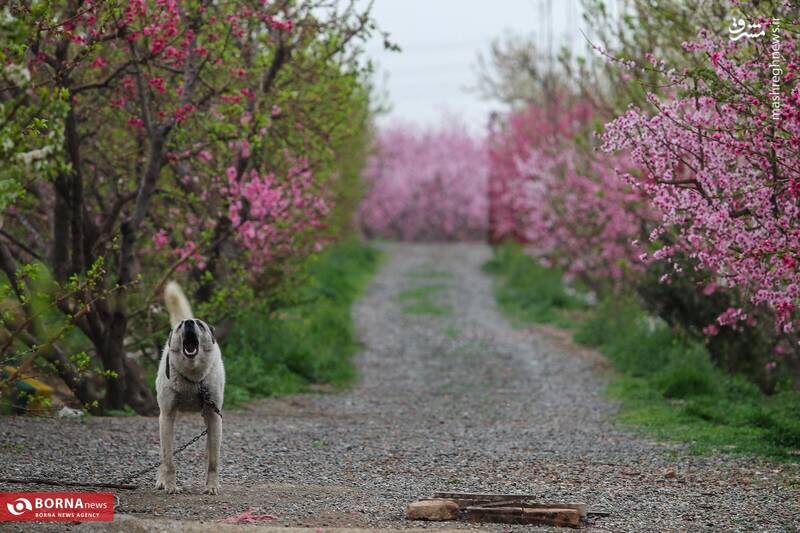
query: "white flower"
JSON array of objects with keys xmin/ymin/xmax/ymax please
[
  {"xmin": 16, "ymin": 146, "xmax": 53, "ymax": 165},
  {"xmin": 1, "ymin": 7, "xmax": 16, "ymax": 24},
  {"xmin": 4, "ymin": 63, "xmax": 31, "ymax": 87}
]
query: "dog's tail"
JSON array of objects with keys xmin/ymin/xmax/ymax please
[{"xmin": 164, "ymin": 281, "xmax": 193, "ymax": 328}]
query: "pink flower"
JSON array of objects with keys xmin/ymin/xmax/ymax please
[
  {"xmin": 702, "ymin": 281, "xmax": 717, "ymax": 296},
  {"xmin": 220, "ymin": 153, "xmax": 329, "ymax": 273},
  {"xmin": 173, "ymin": 104, "xmax": 195, "ymax": 122},
  {"xmin": 153, "ymin": 229, "xmax": 169, "ymax": 249},
  {"xmin": 266, "ymin": 16, "xmax": 293, "ymax": 31},
  {"xmin": 148, "ymin": 77, "xmax": 166, "ymax": 93},
  {"xmin": 717, "ymin": 308, "xmax": 746, "ymax": 327},
  {"xmin": 225, "ymin": 166, "xmax": 237, "ymax": 182}
]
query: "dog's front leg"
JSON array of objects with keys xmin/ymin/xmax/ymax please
[
  {"xmin": 203, "ymin": 409, "xmax": 221, "ymax": 495},
  {"xmin": 156, "ymin": 409, "xmax": 180, "ymax": 494}
]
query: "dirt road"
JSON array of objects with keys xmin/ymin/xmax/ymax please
[{"xmin": 1, "ymin": 243, "xmax": 798, "ymax": 531}]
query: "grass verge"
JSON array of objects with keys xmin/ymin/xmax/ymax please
[
  {"xmin": 397, "ymin": 283, "xmax": 452, "ymax": 316},
  {"xmin": 221, "ymin": 240, "xmax": 380, "ymax": 407},
  {"xmin": 484, "ymin": 244, "xmax": 800, "ymax": 461}
]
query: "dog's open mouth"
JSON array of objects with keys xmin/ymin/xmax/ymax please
[{"xmin": 182, "ymin": 329, "xmax": 199, "ymax": 358}]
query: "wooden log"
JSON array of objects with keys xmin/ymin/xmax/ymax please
[
  {"xmin": 464, "ymin": 505, "xmax": 583, "ymax": 528},
  {"xmin": 432, "ymin": 492, "xmax": 587, "ymax": 518},
  {"xmin": 474, "ymin": 500, "xmax": 526, "ymax": 508},
  {"xmin": 433, "ymin": 491, "xmax": 536, "ymax": 504}
]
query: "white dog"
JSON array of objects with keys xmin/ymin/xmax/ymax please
[{"xmin": 155, "ymin": 281, "xmax": 225, "ymax": 495}]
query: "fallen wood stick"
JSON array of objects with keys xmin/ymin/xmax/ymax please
[
  {"xmin": 464, "ymin": 505, "xmax": 583, "ymax": 528},
  {"xmin": 420, "ymin": 491, "xmax": 599, "ymax": 528},
  {"xmin": 475, "ymin": 499, "xmax": 526, "ymax": 508},
  {"xmin": 0, "ymin": 477, "xmax": 138, "ymax": 491},
  {"xmin": 432, "ymin": 492, "xmax": 534, "ymax": 509},
  {"xmin": 432, "ymin": 492, "xmax": 587, "ymax": 518},
  {"xmin": 433, "ymin": 491, "xmax": 540, "ymax": 503}
]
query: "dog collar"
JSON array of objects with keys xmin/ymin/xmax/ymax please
[
  {"xmin": 166, "ymin": 352, "xmax": 222, "ymax": 418},
  {"xmin": 166, "ymin": 351, "xmax": 205, "ymax": 384}
]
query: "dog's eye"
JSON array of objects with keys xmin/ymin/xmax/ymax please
[{"xmin": 195, "ymin": 320, "xmax": 206, "ymax": 331}]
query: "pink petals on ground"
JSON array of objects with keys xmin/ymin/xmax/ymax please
[{"xmin": 220, "ymin": 510, "xmax": 277, "ymax": 524}]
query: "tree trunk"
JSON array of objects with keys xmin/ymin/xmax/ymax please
[
  {"xmin": 102, "ymin": 128, "xmax": 169, "ymax": 414},
  {"xmin": 100, "ymin": 313, "xmax": 128, "ymax": 411},
  {"xmin": 51, "ymin": 175, "xmax": 71, "ymax": 283},
  {"xmin": 123, "ymin": 356, "xmax": 158, "ymax": 415}
]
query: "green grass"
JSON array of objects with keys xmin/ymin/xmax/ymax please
[
  {"xmin": 221, "ymin": 240, "xmax": 380, "ymax": 407},
  {"xmin": 444, "ymin": 324, "xmax": 460, "ymax": 338},
  {"xmin": 397, "ymin": 283, "xmax": 452, "ymax": 316},
  {"xmin": 485, "ymin": 244, "xmax": 800, "ymax": 461},
  {"xmin": 397, "ymin": 284, "xmax": 448, "ymax": 302},
  {"xmin": 482, "ymin": 245, "xmax": 582, "ymax": 328},
  {"xmin": 405, "ymin": 266, "xmax": 452, "ymax": 280},
  {"xmin": 402, "ymin": 301, "xmax": 452, "ymax": 316}
]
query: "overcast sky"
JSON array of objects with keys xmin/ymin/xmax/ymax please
[{"xmin": 363, "ymin": 0, "xmax": 599, "ymax": 131}]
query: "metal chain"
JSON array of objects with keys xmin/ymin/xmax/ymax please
[
  {"xmin": 121, "ymin": 388, "xmax": 222, "ymax": 485},
  {"xmin": 119, "ymin": 428, "xmax": 209, "ymax": 485},
  {"xmin": 0, "ymin": 381, "xmax": 222, "ymax": 493}
]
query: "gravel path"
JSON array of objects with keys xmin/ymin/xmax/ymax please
[{"xmin": 1, "ymin": 243, "xmax": 799, "ymax": 531}]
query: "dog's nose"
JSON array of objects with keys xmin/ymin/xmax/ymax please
[{"xmin": 184, "ymin": 319, "xmax": 196, "ymax": 333}]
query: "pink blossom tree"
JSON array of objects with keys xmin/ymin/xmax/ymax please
[
  {"xmin": 0, "ymin": 0, "xmax": 378, "ymax": 413},
  {"xmin": 360, "ymin": 122, "xmax": 489, "ymax": 241},
  {"xmin": 601, "ymin": 16, "xmax": 800, "ymax": 351},
  {"xmin": 488, "ymin": 94, "xmax": 652, "ymax": 289}
]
